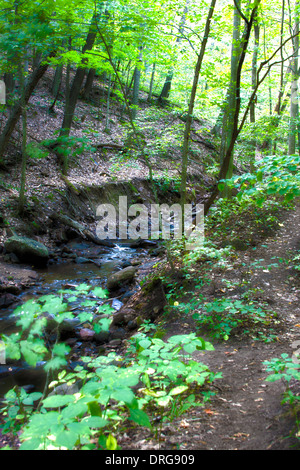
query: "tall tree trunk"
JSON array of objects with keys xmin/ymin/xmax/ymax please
[
  {"xmin": 220, "ymin": 0, "xmax": 242, "ymax": 167},
  {"xmin": 148, "ymin": 62, "xmax": 156, "ymax": 102},
  {"xmin": 250, "ymin": 14, "xmax": 260, "ymax": 171},
  {"xmin": 3, "ymin": 73, "xmax": 15, "ymax": 111},
  {"xmin": 180, "ymin": 0, "xmax": 217, "ymax": 208},
  {"xmin": 51, "ymin": 65, "xmax": 63, "ymax": 97},
  {"xmin": 18, "ymin": 63, "xmax": 27, "ymax": 215},
  {"xmin": 82, "ymin": 68, "xmax": 96, "ymax": 99},
  {"xmin": 0, "ymin": 52, "xmax": 55, "ymax": 159},
  {"xmin": 131, "ymin": 49, "xmax": 142, "ymax": 120},
  {"xmin": 105, "ymin": 74, "xmax": 112, "ymax": 130},
  {"xmin": 59, "ymin": 12, "xmax": 98, "ymax": 138},
  {"xmin": 49, "ymin": 65, "xmax": 63, "ymax": 114},
  {"xmin": 250, "ymin": 19, "xmax": 260, "ymax": 124},
  {"xmin": 205, "ymin": 0, "xmax": 262, "ymax": 215},
  {"xmin": 158, "ymin": 0, "xmax": 189, "ymax": 104},
  {"xmin": 288, "ymin": 1, "xmax": 299, "ymax": 155},
  {"xmin": 158, "ymin": 71, "xmax": 173, "ymax": 104}
]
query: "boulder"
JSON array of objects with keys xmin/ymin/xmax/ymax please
[
  {"xmin": 107, "ymin": 266, "xmax": 137, "ymax": 291},
  {"xmin": 79, "ymin": 328, "xmax": 95, "ymax": 341},
  {"xmin": 94, "ymin": 330, "xmax": 111, "ymax": 344},
  {"xmin": 0, "ymin": 293, "xmax": 18, "ymax": 309},
  {"xmin": 4, "ymin": 236, "xmax": 49, "ymax": 267}
]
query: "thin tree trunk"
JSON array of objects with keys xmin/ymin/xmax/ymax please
[
  {"xmin": 131, "ymin": 50, "xmax": 142, "ymax": 120},
  {"xmin": 148, "ymin": 62, "xmax": 156, "ymax": 102},
  {"xmin": 276, "ymin": 0, "xmax": 286, "ymax": 115},
  {"xmin": 288, "ymin": 1, "xmax": 299, "ymax": 155},
  {"xmin": 205, "ymin": 0, "xmax": 261, "ymax": 215},
  {"xmin": 158, "ymin": 0, "xmax": 189, "ymax": 104},
  {"xmin": 220, "ymin": 0, "xmax": 241, "ymax": 167},
  {"xmin": 250, "ymin": 14, "xmax": 260, "ymax": 171},
  {"xmin": 158, "ymin": 71, "xmax": 173, "ymax": 104},
  {"xmin": 51, "ymin": 65, "xmax": 63, "ymax": 97},
  {"xmin": 18, "ymin": 63, "xmax": 27, "ymax": 215},
  {"xmin": 49, "ymin": 65, "xmax": 63, "ymax": 114},
  {"xmin": 105, "ymin": 74, "xmax": 112, "ymax": 130},
  {"xmin": 180, "ymin": 0, "xmax": 217, "ymax": 208},
  {"xmin": 0, "ymin": 52, "xmax": 55, "ymax": 159},
  {"xmin": 250, "ymin": 20, "xmax": 260, "ymax": 124}
]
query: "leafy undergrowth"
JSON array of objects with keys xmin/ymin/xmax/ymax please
[{"xmin": 0, "ymin": 286, "xmax": 220, "ymax": 450}]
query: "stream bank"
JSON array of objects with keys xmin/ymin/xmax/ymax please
[
  {"xmin": 0, "ymin": 178, "xmax": 175, "ymax": 399},
  {"xmin": 0, "ymin": 235, "xmax": 165, "ymax": 398}
]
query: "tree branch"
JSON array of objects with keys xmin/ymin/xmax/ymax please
[{"xmin": 233, "ymin": 0, "xmax": 249, "ymax": 24}]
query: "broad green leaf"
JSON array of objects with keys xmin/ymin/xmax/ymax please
[
  {"xmin": 169, "ymin": 385, "xmax": 188, "ymax": 396},
  {"xmin": 61, "ymin": 402, "xmax": 88, "ymax": 420},
  {"xmin": 82, "ymin": 416, "xmax": 108, "ymax": 428},
  {"xmin": 42, "ymin": 395, "xmax": 75, "ymax": 408},
  {"xmin": 20, "ymin": 339, "xmax": 47, "ymax": 367},
  {"xmin": 112, "ymin": 388, "xmax": 135, "ymax": 405},
  {"xmin": 44, "ymin": 356, "xmax": 68, "ymax": 372},
  {"xmin": 265, "ymin": 374, "xmax": 282, "ymax": 382},
  {"xmin": 92, "ymin": 287, "xmax": 108, "ymax": 298},
  {"xmin": 129, "ymin": 408, "xmax": 151, "ymax": 429},
  {"xmin": 19, "ymin": 437, "xmax": 43, "ymax": 450},
  {"xmin": 106, "ymin": 434, "xmax": 118, "ymax": 450},
  {"xmin": 139, "ymin": 338, "xmax": 152, "ymax": 350},
  {"xmin": 88, "ymin": 401, "xmax": 102, "ymax": 417},
  {"xmin": 22, "ymin": 392, "xmax": 43, "ymax": 405},
  {"xmin": 55, "ymin": 430, "xmax": 78, "ymax": 449},
  {"xmin": 73, "ymin": 284, "xmax": 90, "ymax": 294}
]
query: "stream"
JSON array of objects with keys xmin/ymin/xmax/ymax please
[{"xmin": 0, "ymin": 238, "xmax": 148, "ymax": 399}]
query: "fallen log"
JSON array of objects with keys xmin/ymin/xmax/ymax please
[
  {"xmin": 50, "ymin": 213, "xmax": 115, "ymax": 247},
  {"xmin": 96, "ymin": 143, "xmax": 124, "ymax": 150},
  {"xmin": 190, "ymin": 130, "xmax": 216, "ymax": 150}
]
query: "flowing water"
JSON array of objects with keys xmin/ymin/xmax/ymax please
[{"xmin": 0, "ymin": 240, "xmax": 143, "ymax": 398}]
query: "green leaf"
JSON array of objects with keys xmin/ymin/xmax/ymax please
[
  {"xmin": 129, "ymin": 408, "xmax": 152, "ymax": 429},
  {"xmin": 169, "ymin": 385, "xmax": 188, "ymax": 396},
  {"xmin": 82, "ymin": 416, "xmax": 108, "ymax": 428},
  {"xmin": 92, "ymin": 287, "xmax": 108, "ymax": 298},
  {"xmin": 106, "ymin": 434, "xmax": 118, "ymax": 450},
  {"xmin": 42, "ymin": 395, "xmax": 75, "ymax": 408},
  {"xmin": 139, "ymin": 338, "xmax": 152, "ymax": 350},
  {"xmin": 88, "ymin": 401, "xmax": 102, "ymax": 417},
  {"xmin": 112, "ymin": 388, "xmax": 135, "ymax": 405},
  {"xmin": 20, "ymin": 339, "xmax": 47, "ymax": 367},
  {"xmin": 22, "ymin": 392, "xmax": 43, "ymax": 405},
  {"xmin": 55, "ymin": 430, "xmax": 78, "ymax": 449},
  {"xmin": 19, "ymin": 437, "xmax": 43, "ymax": 450},
  {"xmin": 43, "ymin": 356, "xmax": 68, "ymax": 372},
  {"xmin": 61, "ymin": 401, "xmax": 88, "ymax": 420},
  {"xmin": 81, "ymin": 300, "xmax": 97, "ymax": 307},
  {"xmin": 78, "ymin": 312, "xmax": 94, "ymax": 323},
  {"xmin": 265, "ymin": 374, "xmax": 282, "ymax": 382},
  {"xmin": 76, "ymin": 284, "xmax": 91, "ymax": 293}
]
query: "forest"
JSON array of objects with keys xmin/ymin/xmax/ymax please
[{"xmin": 0, "ymin": 0, "xmax": 300, "ymax": 452}]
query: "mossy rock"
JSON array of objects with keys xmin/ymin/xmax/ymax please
[{"xmin": 4, "ymin": 235, "xmax": 49, "ymax": 267}]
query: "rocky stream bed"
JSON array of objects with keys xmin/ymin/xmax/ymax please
[{"xmin": 0, "ymin": 235, "xmax": 163, "ymax": 399}]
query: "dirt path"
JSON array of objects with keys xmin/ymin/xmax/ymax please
[
  {"xmin": 176, "ymin": 204, "xmax": 300, "ymax": 450},
  {"xmin": 120, "ymin": 204, "xmax": 300, "ymax": 451}
]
